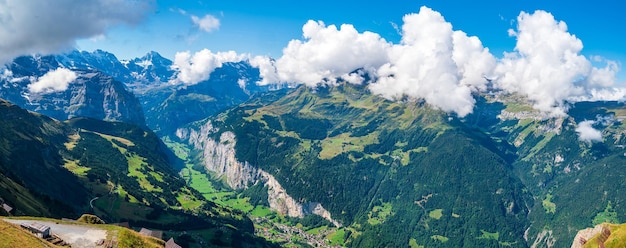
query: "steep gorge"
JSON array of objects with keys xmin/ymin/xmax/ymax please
[{"xmin": 177, "ymin": 120, "xmax": 340, "ymax": 227}]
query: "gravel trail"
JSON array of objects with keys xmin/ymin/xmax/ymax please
[{"xmin": 2, "ymin": 218, "xmax": 109, "ymax": 248}]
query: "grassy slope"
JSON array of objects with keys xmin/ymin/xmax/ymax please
[
  {"xmin": 0, "ymin": 217, "xmax": 163, "ymax": 248},
  {"xmin": 0, "ymin": 100, "xmax": 271, "ymax": 247},
  {"xmin": 200, "ymin": 84, "xmax": 529, "ymax": 247},
  {"xmin": 0, "ymin": 219, "xmax": 55, "ymax": 248},
  {"xmin": 582, "ymin": 223, "xmax": 626, "ymax": 248}
]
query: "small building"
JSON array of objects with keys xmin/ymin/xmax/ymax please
[
  {"xmin": 139, "ymin": 227, "xmax": 163, "ymax": 240},
  {"xmin": 1, "ymin": 203, "xmax": 13, "ymax": 214},
  {"xmin": 165, "ymin": 238, "xmax": 182, "ymax": 248},
  {"xmin": 27, "ymin": 223, "xmax": 51, "ymax": 238}
]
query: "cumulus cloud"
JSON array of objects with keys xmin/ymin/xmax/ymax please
[
  {"xmin": 191, "ymin": 14, "xmax": 220, "ymax": 33},
  {"xmin": 370, "ymin": 7, "xmax": 495, "ymax": 117},
  {"xmin": 274, "ymin": 20, "xmax": 390, "ymax": 86},
  {"xmin": 171, "ymin": 49, "xmax": 247, "ymax": 85},
  {"xmin": 0, "ymin": 0, "xmax": 154, "ymax": 64},
  {"xmin": 249, "ymin": 7, "xmax": 494, "ymax": 117},
  {"xmin": 250, "ymin": 56, "xmax": 280, "ymax": 86},
  {"xmin": 28, "ymin": 68, "xmax": 78, "ymax": 93},
  {"xmin": 575, "ymin": 120, "xmax": 603, "ymax": 143},
  {"xmin": 0, "ymin": 69, "xmax": 13, "ymax": 79},
  {"xmin": 246, "ymin": 7, "xmax": 623, "ymax": 117},
  {"xmin": 494, "ymin": 10, "xmax": 622, "ymax": 116}
]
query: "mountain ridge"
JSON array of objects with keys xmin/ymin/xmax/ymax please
[{"xmin": 0, "ymin": 99, "xmax": 274, "ymax": 247}]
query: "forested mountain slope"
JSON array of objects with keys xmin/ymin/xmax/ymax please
[
  {"xmin": 0, "ymin": 98, "xmax": 272, "ymax": 247},
  {"xmin": 180, "ymin": 84, "xmax": 532, "ymax": 247}
]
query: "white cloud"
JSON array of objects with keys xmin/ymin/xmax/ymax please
[
  {"xmin": 370, "ymin": 6, "xmax": 494, "ymax": 117},
  {"xmin": 273, "ymin": 20, "xmax": 390, "ymax": 86},
  {"xmin": 493, "ymin": 10, "xmax": 623, "ymax": 116},
  {"xmin": 191, "ymin": 14, "xmax": 220, "ymax": 33},
  {"xmin": 0, "ymin": 0, "xmax": 153, "ymax": 64},
  {"xmin": 28, "ymin": 68, "xmax": 78, "ymax": 93},
  {"xmin": 249, "ymin": 7, "xmax": 495, "ymax": 117},
  {"xmin": 1, "ymin": 69, "xmax": 13, "ymax": 79},
  {"xmin": 575, "ymin": 120, "xmax": 603, "ymax": 143},
  {"xmin": 250, "ymin": 56, "xmax": 280, "ymax": 86},
  {"xmin": 246, "ymin": 7, "xmax": 624, "ymax": 118},
  {"xmin": 171, "ymin": 49, "xmax": 246, "ymax": 85}
]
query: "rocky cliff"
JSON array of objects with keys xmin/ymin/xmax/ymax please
[
  {"xmin": 1, "ymin": 56, "xmax": 146, "ymax": 126},
  {"xmin": 177, "ymin": 120, "xmax": 340, "ymax": 227}
]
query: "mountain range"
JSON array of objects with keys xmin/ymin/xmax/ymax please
[{"xmin": 2, "ymin": 49, "xmax": 626, "ymax": 247}]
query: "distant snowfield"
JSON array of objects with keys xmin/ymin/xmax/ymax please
[{"xmin": 2, "ymin": 218, "xmax": 108, "ymax": 248}]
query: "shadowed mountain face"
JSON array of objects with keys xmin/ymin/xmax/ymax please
[
  {"xmin": 1, "ymin": 55, "xmax": 146, "ymax": 126},
  {"xmin": 139, "ymin": 61, "xmax": 274, "ymax": 134},
  {"xmin": 2, "ymin": 50, "xmax": 286, "ymax": 135},
  {"xmin": 0, "ymin": 99, "xmax": 275, "ymax": 247}
]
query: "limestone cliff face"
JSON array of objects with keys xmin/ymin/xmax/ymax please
[
  {"xmin": 183, "ymin": 123, "xmax": 261, "ymax": 189},
  {"xmin": 177, "ymin": 120, "xmax": 340, "ymax": 227},
  {"xmin": 64, "ymin": 72, "xmax": 145, "ymax": 126},
  {"xmin": 1, "ymin": 56, "xmax": 146, "ymax": 126}
]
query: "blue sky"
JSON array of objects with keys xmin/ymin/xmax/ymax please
[
  {"xmin": 2, "ymin": 0, "xmax": 626, "ymax": 117},
  {"xmin": 76, "ymin": 0, "xmax": 626, "ymax": 61}
]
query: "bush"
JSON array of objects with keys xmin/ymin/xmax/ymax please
[{"xmin": 77, "ymin": 214, "xmax": 105, "ymax": 224}]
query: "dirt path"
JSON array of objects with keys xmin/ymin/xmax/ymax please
[{"xmin": 2, "ymin": 219, "xmax": 109, "ymax": 248}]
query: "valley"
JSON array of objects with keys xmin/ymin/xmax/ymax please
[{"xmin": 2, "ymin": 48, "xmax": 626, "ymax": 247}]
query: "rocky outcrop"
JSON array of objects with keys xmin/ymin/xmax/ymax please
[
  {"xmin": 531, "ymin": 229, "xmax": 556, "ymax": 248},
  {"xmin": 183, "ymin": 124, "xmax": 261, "ymax": 189},
  {"xmin": 1, "ymin": 55, "xmax": 146, "ymax": 126},
  {"xmin": 178, "ymin": 120, "xmax": 341, "ymax": 227},
  {"xmin": 26, "ymin": 71, "xmax": 146, "ymax": 126},
  {"xmin": 571, "ymin": 224, "xmax": 612, "ymax": 248}
]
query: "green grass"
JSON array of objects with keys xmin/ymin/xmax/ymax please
[
  {"xmin": 117, "ymin": 228, "xmax": 165, "ymax": 248},
  {"xmin": 429, "ymin": 209, "xmax": 443, "ymax": 220},
  {"xmin": 222, "ymin": 197, "xmax": 254, "ymax": 212},
  {"xmin": 542, "ymin": 194, "xmax": 556, "ymax": 214},
  {"xmin": 2, "ymin": 217, "xmax": 164, "ymax": 248},
  {"xmin": 504, "ymin": 102, "xmax": 535, "ymax": 113},
  {"xmin": 327, "ymin": 228, "xmax": 346, "ymax": 246},
  {"xmin": 319, "ymin": 132, "xmax": 379, "ymax": 160},
  {"xmin": 391, "ymin": 149, "xmax": 411, "ymax": 166},
  {"xmin": 176, "ymin": 192, "xmax": 203, "ymax": 210},
  {"xmin": 477, "ymin": 230, "xmax": 499, "ymax": 240},
  {"xmin": 64, "ymin": 133, "xmax": 80, "ymax": 150},
  {"xmin": 306, "ymin": 226, "xmax": 328, "ymax": 235},
  {"xmin": 431, "ymin": 235, "xmax": 449, "ymax": 243},
  {"xmin": 127, "ymin": 154, "xmax": 160, "ymax": 192},
  {"xmin": 63, "ymin": 159, "xmax": 91, "ymax": 176},
  {"xmin": 368, "ymin": 202, "xmax": 393, "ymax": 225},
  {"xmin": 162, "ymin": 136, "xmax": 190, "ymax": 160},
  {"xmin": 582, "ymin": 223, "xmax": 626, "ymax": 248},
  {"xmin": 186, "ymin": 168, "xmax": 215, "ymax": 194},
  {"xmin": 593, "ymin": 201, "xmax": 619, "ymax": 225},
  {"xmin": 409, "ymin": 238, "xmax": 424, "ymax": 248},
  {"xmin": 0, "ymin": 219, "xmax": 55, "ymax": 248},
  {"xmin": 250, "ymin": 206, "xmax": 272, "ymax": 217}
]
